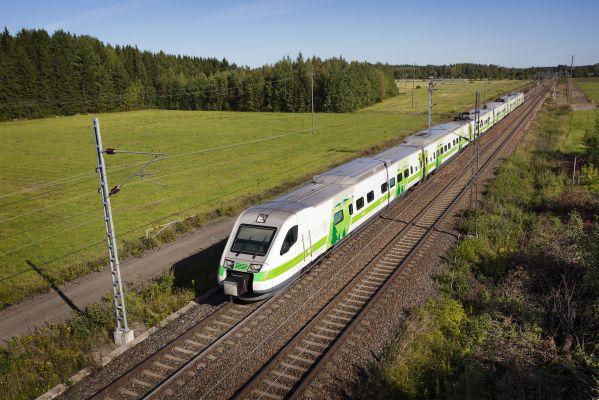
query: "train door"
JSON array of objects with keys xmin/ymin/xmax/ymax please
[{"xmin": 327, "ymin": 196, "xmax": 352, "ymax": 248}]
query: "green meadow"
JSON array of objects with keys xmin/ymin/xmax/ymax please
[
  {"xmin": 575, "ymin": 77, "xmax": 599, "ymax": 104},
  {"xmin": 0, "ymin": 79, "xmax": 528, "ymax": 308}
]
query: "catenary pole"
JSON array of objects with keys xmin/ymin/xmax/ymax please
[
  {"xmin": 92, "ymin": 117, "xmax": 134, "ymax": 346},
  {"xmin": 411, "ymin": 62, "xmax": 415, "ymax": 108},
  {"xmin": 428, "ymin": 76, "xmax": 433, "ymax": 133},
  {"xmin": 567, "ymin": 55, "xmax": 574, "ymax": 105},
  {"xmin": 474, "ymin": 91, "xmax": 480, "ymax": 238},
  {"xmin": 311, "ymin": 64, "xmax": 315, "ymax": 134}
]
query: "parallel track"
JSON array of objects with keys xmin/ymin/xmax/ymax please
[{"xmin": 232, "ymin": 82, "xmax": 550, "ymax": 400}]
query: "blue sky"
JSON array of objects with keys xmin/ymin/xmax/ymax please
[{"xmin": 2, "ymin": 0, "xmax": 598, "ymax": 68}]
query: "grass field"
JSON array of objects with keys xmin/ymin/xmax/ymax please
[
  {"xmin": 564, "ymin": 79, "xmax": 599, "ymax": 153},
  {"xmin": 575, "ymin": 78, "xmax": 599, "ymax": 104},
  {"xmin": 0, "ymin": 80, "xmax": 528, "ymax": 308}
]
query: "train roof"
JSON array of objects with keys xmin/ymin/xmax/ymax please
[
  {"xmin": 404, "ymin": 121, "xmax": 467, "ymax": 146},
  {"xmin": 373, "ymin": 143, "xmax": 420, "ymax": 164},
  {"xmin": 245, "ymin": 181, "xmax": 347, "ymax": 218},
  {"xmin": 313, "ymin": 157, "xmax": 385, "ymax": 185},
  {"xmin": 501, "ymin": 92, "xmax": 523, "ymax": 101}
]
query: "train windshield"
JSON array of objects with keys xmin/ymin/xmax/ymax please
[{"xmin": 231, "ymin": 225, "xmax": 277, "ymax": 256}]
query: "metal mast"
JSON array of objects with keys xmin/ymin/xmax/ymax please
[
  {"xmin": 311, "ymin": 64, "xmax": 315, "ymax": 134},
  {"xmin": 428, "ymin": 76, "xmax": 433, "ymax": 133},
  {"xmin": 92, "ymin": 117, "xmax": 134, "ymax": 346},
  {"xmin": 567, "ymin": 55, "xmax": 574, "ymax": 105},
  {"xmin": 411, "ymin": 62, "xmax": 416, "ymax": 108},
  {"xmin": 473, "ymin": 91, "xmax": 480, "ymax": 238}
]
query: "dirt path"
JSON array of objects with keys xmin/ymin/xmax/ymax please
[
  {"xmin": 571, "ymin": 83, "xmax": 595, "ymax": 111},
  {"xmin": 0, "ymin": 218, "xmax": 234, "ymax": 345}
]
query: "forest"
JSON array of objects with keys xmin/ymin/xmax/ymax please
[
  {"xmin": 1, "ymin": 28, "xmax": 598, "ymax": 122},
  {"xmin": 0, "ymin": 28, "xmax": 398, "ymax": 121}
]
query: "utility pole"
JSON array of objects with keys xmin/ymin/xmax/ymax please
[
  {"xmin": 484, "ymin": 78, "xmax": 487, "ymax": 100},
  {"xmin": 411, "ymin": 62, "xmax": 416, "ymax": 108},
  {"xmin": 567, "ymin": 55, "xmax": 574, "ymax": 105},
  {"xmin": 92, "ymin": 117, "xmax": 134, "ymax": 346},
  {"xmin": 473, "ymin": 91, "xmax": 480, "ymax": 238},
  {"xmin": 428, "ymin": 76, "xmax": 433, "ymax": 133},
  {"xmin": 311, "ymin": 64, "xmax": 315, "ymax": 134}
]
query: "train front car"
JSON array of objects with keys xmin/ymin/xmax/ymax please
[{"xmin": 218, "ymin": 205, "xmax": 298, "ymax": 300}]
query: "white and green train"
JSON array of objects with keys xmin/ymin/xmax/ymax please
[{"xmin": 218, "ymin": 92, "xmax": 524, "ymax": 299}]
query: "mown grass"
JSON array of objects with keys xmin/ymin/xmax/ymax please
[
  {"xmin": 358, "ymin": 93, "xmax": 599, "ymax": 399},
  {"xmin": 576, "ymin": 78, "xmax": 599, "ymax": 104},
  {"xmin": 0, "ymin": 79, "xmax": 529, "ymax": 308}
]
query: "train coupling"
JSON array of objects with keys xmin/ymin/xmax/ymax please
[{"xmin": 223, "ymin": 272, "xmax": 251, "ymax": 297}]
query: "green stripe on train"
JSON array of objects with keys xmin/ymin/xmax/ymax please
[{"xmin": 254, "ymin": 236, "xmax": 327, "ymax": 282}]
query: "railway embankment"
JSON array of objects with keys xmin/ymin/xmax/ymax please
[{"xmin": 355, "ymin": 87, "xmax": 598, "ymax": 399}]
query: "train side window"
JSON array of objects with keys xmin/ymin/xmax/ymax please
[
  {"xmin": 349, "ymin": 204, "xmax": 354, "ymax": 215},
  {"xmin": 397, "ymin": 173, "xmax": 402, "ymax": 182},
  {"xmin": 280, "ymin": 225, "xmax": 298, "ymax": 255},
  {"xmin": 404, "ymin": 169, "xmax": 409, "ymax": 178},
  {"xmin": 367, "ymin": 191, "xmax": 374, "ymax": 203},
  {"xmin": 356, "ymin": 197, "xmax": 365, "ymax": 210},
  {"xmin": 333, "ymin": 210, "xmax": 344, "ymax": 225},
  {"xmin": 381, "ymin": 182, "xmax": 388, "ymax": 193},
  {"xmin": 410, "ymin": 166, "xmax": 413, "ymax": 175},
  {"xmin": 389, "ymin": 177, "xmax": 396, "ymax": 188}
]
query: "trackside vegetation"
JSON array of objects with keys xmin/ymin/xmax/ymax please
[{"xmin": 358, "ymin": 93, "xmax": 598, "ymax": 399}]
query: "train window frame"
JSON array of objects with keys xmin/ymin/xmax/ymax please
[
  {"xmin": 356, "ymin": 197, "xmax": 365, "ymax": 210},
  {"xmin": 367, "ymin": 190, "xmax": 375, "ymax": 203},
  {"xmin": 349, "ymin": 204, "xmax": 354, "ymax": 216},
  {"xmin": 333, "ymin": 210, "xmax": 344, "ymax": 225},
  {"xmin": 280, "ymin": 225, "xmax": 298, "ymax": 255},
  {"xmin": 231, "ymin": 224, "xmax": 277, "ymax": 257},
  {"xmin": 389, "ymin": 177, "xmax": 396, "ymax": 188},
  {"xmin": 381, "ymin": 182, "xmax": 388, "ymax": 193},
  {"xmin": 404, "ymin": 169, "xmax": 409, "ymax": 179}
]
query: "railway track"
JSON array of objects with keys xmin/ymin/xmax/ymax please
[
  {"xmin": 231, "ymin": 82, "xmax": 551, "ymax": 400},
  {"xmin": 72, "ymin": 81, "xmax": 550, "ymax": 400}
]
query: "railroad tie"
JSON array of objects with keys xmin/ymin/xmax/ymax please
[
  {"xmin": 272, "ymin": 369, "xmax": 299, "ymax": 381},
  {"xmin": 118, "ymin": 388, "xmax": 140, "ymax": 398},
  {"xmin": 141, "ymin": 369, "xmax": 164, "ymax": 379},
  {"xmin": 281, "ymin": 361, "xmax": 308, "ymax": 373},
  {"xmin": 264, "ymin": 379, "xmax": 293, "ymax": 391},
  {"xmin": 173, "ymin": 346, "xmax": 196, "ymax": 355},
  {"xmin": 131, "ymin": 377, "xmax": 153, "ymax": 389},
  {"xmin": 302, "ymin": 339, "xmax": 328, "ymax": 349},
  {"xmin": 154, "ymin": 361, "xmax": 175, "ymax": 370},
  {"xmin": 309, "ymin": 331, "xmax": 336, "ymax": 341},
  {"xmin": 252, "ymin": 389, "xmax": 283, "ymax": 400},
  {"xmin": 288, "ymin": 353, "xmax": 313, "ymax": 364},
  {"xmin": 184, "ymin": 338, "xmax": 202, "ymax": 347},
  {"xmin": 164, "ymin": 353, "xmax": 184, "ymax": 363}
]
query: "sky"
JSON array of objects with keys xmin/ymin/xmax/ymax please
[{"xmin": 2, "ymin": 0, "xmax": 599, "ymax": 68}]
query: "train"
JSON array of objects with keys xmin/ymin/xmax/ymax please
[{"xmin": 218, "ymin": 91, "xmax": 524, "ymax": 300}]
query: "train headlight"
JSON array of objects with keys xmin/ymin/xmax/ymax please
[
  {"xmin": 248, "ymin": 263, "xmax": 262, "ymax": 272},
  {"xmin": 224, "ymin": 259, "xmax": 235, "ymax": 269}
]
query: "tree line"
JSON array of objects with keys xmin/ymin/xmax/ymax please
[
  {"xmin": 388, "ymin": 62, "xmax": 599, "ymax": 80},
  {"xmin": 0, "ymin": 28, "xmax": 398, "ymax": 121},
  {"xmin": 1, "ymin": 28, "xmax": 598, "ymax": 122}
]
